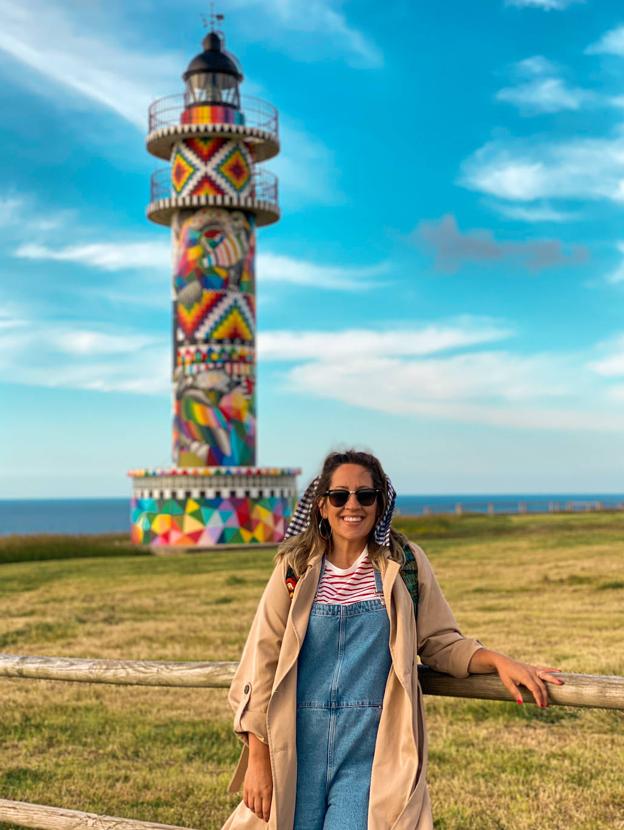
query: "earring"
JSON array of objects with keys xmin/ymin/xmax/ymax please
[{"xmin": 318, "ymin": 517, "xmax": 331, "ymax": 540}]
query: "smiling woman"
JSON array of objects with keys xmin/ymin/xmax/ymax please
[{"xmin": 221, "ymin": 448, "xmax": 565, "ymax": 830}]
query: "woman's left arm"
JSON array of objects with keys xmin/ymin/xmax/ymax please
[{"xmin": 468, "ymin": 647, "xmax": 565, "ymax": 707}]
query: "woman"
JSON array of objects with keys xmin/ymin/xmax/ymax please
[{"xmin": 222, "ymin": 449, "xmax": 564, "ymax": 830}]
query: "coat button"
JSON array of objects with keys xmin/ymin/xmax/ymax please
[{"xmin": 243, "ymin": 683, "xmax": 251, "ymax": 694}]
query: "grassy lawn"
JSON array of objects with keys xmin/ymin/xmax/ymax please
[{"xmin": 0, "ymin": 512, "xmax": 623, "ymax": 830}]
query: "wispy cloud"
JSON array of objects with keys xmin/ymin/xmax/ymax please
[
  {"xmin": 13, "ymin": 234, "xmax": 385, "ymax": 291},
  {"xmin": 15, "ymin": 240, "xmax": 171, "ymax": 271},
  {"xmin": 0, "ymin": 0, "xmax": 179, "ymax": 129},
  {"xmin": 415, "ymin": 214, "xmax": 587, "ymax": 273},
  {"xmin": 602, "ymin": 242, "xmax": 624, "ymax": 285},
  {"xmin": 258, "ymin": 253, "xmax": 387, "ymax": 289},
  {"xmin": 496, "ymin": 55, "xmax": 592, "ymax": 114},
  {"xmin": 0, "ymin": 314, "xmax": 170, "ymax": 394},
  {"xmin": 460, "ymin": 130, "xmax": 624, "ymax": 204},
  {"xmin": 491, "ymin": 202, "xmax": 578, "ymax": 223},
  {"xmin": 258, "ymin": 317, "xmax": 513, "ymax": 360},
  {"xmin": 228, "ymin": 0, "xmax": 382, "ymax": 68},
  {"xmin": 588, "ymin": 333, "xmax": 624, "ymax": 377},
  {"xmin": 266, "ymin": 330, "xmax": 623, "ymax": 432},
  {"xmin": 505, "ymin": 0, "xmax": 584, "ymax": 9},
  {"xmin": 586, "ymin": 25, "xmax": 624, "ymax": 57}
]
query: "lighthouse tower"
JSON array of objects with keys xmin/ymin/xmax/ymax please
[{"xmin": 129, "ymin": 27, "xmax": 300, "ymax": 547}]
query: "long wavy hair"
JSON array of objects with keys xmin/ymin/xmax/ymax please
[{"xmin": 276, "ymin": 449, "xmax": 408, "ymax": 577}]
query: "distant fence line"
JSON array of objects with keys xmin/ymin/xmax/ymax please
[
  {"xmin": 1, "ymin": 654, "xmax": 623, "ymax": 830},
  {"xmin": 411, "ymin": 499, "xmax": 624, "ymax": 517}
]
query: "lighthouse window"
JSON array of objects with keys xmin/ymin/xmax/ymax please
[
  {"xmin": 199, "ymin": 490, "xmax": 206, "ymax": 498},
  {"xmin": 215, "ymin": 490, "xmax": 222, "ymax": 498},
  {"xmin": 185, "ymin": 490, "xmax": 192, "ymax": 499},
  {"xmin": 230, "ymin": 490, "xmax": 237, "ymax": 498},
  {"xmin": 244, "ymin": 490, "xmax": 250, "ymax": 497},
  {"xmin": 270, "ymin": 489, "xmax": 275, "ymax": 498}
]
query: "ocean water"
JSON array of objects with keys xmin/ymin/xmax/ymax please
[{"xmin": 0, "ymin": 494, "xmax": 622, "ymax": 537}]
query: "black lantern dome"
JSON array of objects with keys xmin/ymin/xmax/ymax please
[{"xmin": 183, "ymin": 31, "xmax": 243, "ymax": 109}]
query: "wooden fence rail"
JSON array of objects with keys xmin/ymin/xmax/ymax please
[
  {"xmin": 1, "ymin": 654, "xmax": 623, "ymax": 830},
  {"xmin": 1, "ymin": 653, "xmax": 623, "ymax": 709}
]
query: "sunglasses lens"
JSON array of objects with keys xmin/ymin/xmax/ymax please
[
  {"xmin": 327, "ymin": 491, "xmax": 349, "ymax": 507},
  {"xmin": 356, "ymin": 489, "xmax": 378, "ymax": 506}
]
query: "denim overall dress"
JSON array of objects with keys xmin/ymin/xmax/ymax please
[{"xmin": 293, "ymin": 555, "xmax": 392, "ymax": 829}]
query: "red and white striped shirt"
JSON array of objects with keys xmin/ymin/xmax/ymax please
[{"xmin": 314, "ymin": 547, "xmax": 380, "ymax": 605}]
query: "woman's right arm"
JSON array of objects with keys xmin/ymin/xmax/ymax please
[{"xmin": 227, "ymin": 557, "xmax": 291, "ymax": 821}]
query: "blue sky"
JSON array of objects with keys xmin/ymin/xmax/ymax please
[{"xmin": 1, "ymin": 0, "xmax": 623, "ymax": 498}]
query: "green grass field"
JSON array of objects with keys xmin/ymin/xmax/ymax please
[{"xmin": 0, "ymin": 512, "xmax": 623, "ymax": 830}]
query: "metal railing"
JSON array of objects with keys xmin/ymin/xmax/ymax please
[
  {"xmin": 148, "ymin": 94, "xmax": 278, "ymax": 137},
  {"xmin": 149, "ymin": 166, "xmax": 278, "ymax": 205}
]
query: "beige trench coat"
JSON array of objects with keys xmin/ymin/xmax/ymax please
[{"xmin": 221, "ymin": 542, "xmax": 484, "ymax": 830}]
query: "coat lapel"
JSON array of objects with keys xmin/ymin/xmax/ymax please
[{"xmin": 271, "ymin": 550, "xmax": 411, "ymax": 697}]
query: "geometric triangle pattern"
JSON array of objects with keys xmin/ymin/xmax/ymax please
[
  {"xmin": 170, "ymin": 137, "xmax": 252, "ymax": 199},
  {"xmin": 176, "ymin": 289, "xmax": 223, "ymax": 339},
  {"xmin": 130, "ymin": 494, "xmax": 294, "ymax": 546},
  {"xmin": 177, "ymin": 290, "xmax": 255, "ymax": 345}
]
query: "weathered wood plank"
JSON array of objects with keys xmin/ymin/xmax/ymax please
[
  {"xmin": 0, "ymin": 800, "xmax": 195, "ymax": 830},
  {"xmin": 0, "ymin": 654, "xmax": 237, "ymax": 687},
  {"xmin": 417, "ymin": 665, "xmax": 624, "ymax": 710},
  {"xmin": 1, "ymin": 653, "xmax": 623, "ymax": 710}
]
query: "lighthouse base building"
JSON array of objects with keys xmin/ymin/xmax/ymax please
[
  {"xmin": 129, "ymin": 467, "xmax": 299, "ymax": 547},
  {"xmin": 128, "ymin": 30, "xmax": 299, "ymax": 547}
]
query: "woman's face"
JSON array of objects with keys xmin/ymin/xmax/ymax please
[{"xmin": 319, "ymin": 463, "xmax": 379, "ymax": 548}]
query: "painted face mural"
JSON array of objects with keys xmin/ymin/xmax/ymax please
[
  {"xmin": 171, "ymin": 207, "xmax": 257, "ymax": 468},
  {"xmin": 173, "ymin": 208, "xmax": 255, "ymax": 297},
  {"xmin": 173, "ymin": 365, "xmax": 255, "ymax": 467}
]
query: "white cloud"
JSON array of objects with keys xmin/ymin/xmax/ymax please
[
  {"xmin": 258, "ymin": 252, "xmax": 387, "ymax": 289},
  {"xmin": 506, "ymin": 0, "xmax": 583, "ymax": 9},
  {"xmin": 586, "ymin": 25, "xmax": 624, "ymax": 56},
  {"xmin": 13, "ymin": 234, "xmax": 386, "ymax": 291},
  {"xmin": 460, "ymin": 131, "xmax": 624, "ymax": 204},
  {"xmin": 275, "ymin": 342, "xmax": 623, "ymax": 432},
  {"xmin": 496, "ymin": 55, "xmax": 595, "ymax": 115},
  {"xmin": 0, "ymin": 318, "xmax": 169, "ymax": 394},
  {"xmin": 497, "ymin": 77, "xmax": 589, "ymax": 114},
  {"xmin": 228, "ymin": 0, "xmax": 382, "ymax": 68},
  {"xmin": 258, "ymin": 318, "xmax": 513, "ymax": 360},
  {"xmin": 491, "ymin": 202, "xmax": 578, "ymax": 223},
  {"xmin": 15, "ymin": 240, "xmax": 171, "ymax": 271},
  {"xmin": 603, "ymin": 242, "xmax": 624, "ymax": 285},
  {"xmin": 588, "ymin": 334, "xmax": 624, "ymax": 376},
  {"xmin": 0, "ymin": 0, "xmax": 180, "ymax": 129}
]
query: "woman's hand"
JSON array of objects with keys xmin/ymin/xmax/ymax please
[
  {"xmin": 244, "ymin": 733, "xmax": 273, "ymax": 822},
  {"xmin": 469, "ymin": 647, "xmax": 565, "ymax": 707},
  {"xmin": 493, "ymin": 654, "xmax": 564, "ymax": 707}
]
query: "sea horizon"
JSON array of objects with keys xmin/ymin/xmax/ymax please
[{"xmin": 0, "ymin": 493, "xmax": 622, "ymax": 537}]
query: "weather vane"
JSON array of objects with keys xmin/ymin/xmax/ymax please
[{"xmin": 202, "ymin": 3, "xmax": 224, "ymax": 31}]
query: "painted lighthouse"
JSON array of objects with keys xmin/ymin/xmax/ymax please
[{"xmin": 129, "ymin": 26, "xmax": 300, "ymax": 547}]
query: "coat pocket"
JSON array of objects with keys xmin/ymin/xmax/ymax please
[{"xmin": 233, "ymin": 680, "xmax": 253, "ymax": 735}]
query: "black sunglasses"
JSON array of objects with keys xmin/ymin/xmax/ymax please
[{"xmin": 322, "ymin": 488, "xmax": 380, "ymax": 508}]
